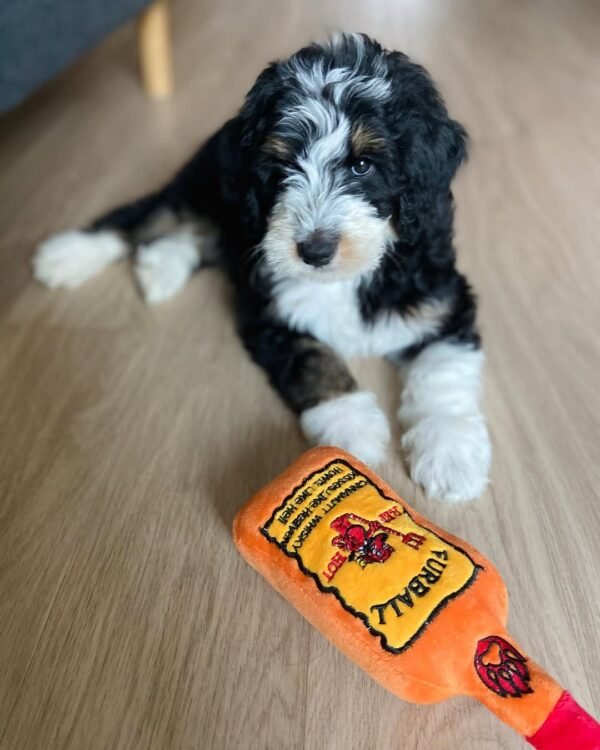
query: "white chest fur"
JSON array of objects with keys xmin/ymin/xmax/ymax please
[{"xmin": 273, "ymin": 278, "xmax": 445, "ymax": 358}]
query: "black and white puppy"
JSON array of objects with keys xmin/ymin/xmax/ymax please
[{"xmin": 33, "ymin": 33, "xmax": 491, "ymax": 502}]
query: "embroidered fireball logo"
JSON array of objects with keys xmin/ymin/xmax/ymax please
[
  {"xmin": 330, "ymin": 513, "xmax": 394, "ymax": 567},
  {"xmin": 474, "ymin": 635, "xmax": 533, "ymax": 698}
]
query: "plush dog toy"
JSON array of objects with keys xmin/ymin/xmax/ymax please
[{"xmin": 233, "ymin": 447, "xmax": 599, "ymax": 748}]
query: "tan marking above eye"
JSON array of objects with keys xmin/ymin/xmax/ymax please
[
  {"xmin": 351, "ymin": 124, "xmax": 386, "ymax": 156},
  {"xmin": 263, "ymin": 136, "xmax": 291, "ymax": 159}
]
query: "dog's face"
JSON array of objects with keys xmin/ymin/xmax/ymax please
[{"xmin": 240, "ymin": 34, "xmax": 467, "ymax": 283}]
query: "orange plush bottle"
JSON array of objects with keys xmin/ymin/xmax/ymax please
[{"xmin": 233, "ymin": 447, "xmax": 600, "ymax": 748}]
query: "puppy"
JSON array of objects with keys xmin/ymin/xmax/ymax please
[{"xmin": 33, "ymin": 33, "xmax": 491, "ymax": 502}]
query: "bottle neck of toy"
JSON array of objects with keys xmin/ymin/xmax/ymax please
[{"xmin": 464, "ymin": 630, "xmax": 563, "ymax": 739}]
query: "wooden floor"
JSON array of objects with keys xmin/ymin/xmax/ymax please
[{"xmin": 1, "ymin": 1, "xmax": 599, "ymax": 748}]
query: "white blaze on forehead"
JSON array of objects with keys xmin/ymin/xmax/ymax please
[
  {"xmin": 280, "ymin": 50, "xmax": 392, "ymax": 141},
  {"xmin": 290, "ymin": 57, "xmax": 391, "ymax": 105},
  {"xmin": 279, "ymin": 99, "xmax": 337, "ymax": 140},
  {"xmin": 300, "ymin": 112, "xmax": 349, "ymax": 164}
]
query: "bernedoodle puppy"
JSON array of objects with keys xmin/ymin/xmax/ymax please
[{"xmin": 33, "ymin": 33, "xmax": 491, "ymax": 502}]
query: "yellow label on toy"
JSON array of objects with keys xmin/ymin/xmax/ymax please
[{"xmin": 261, "ymin": 460, "xmax": 479, "ymax": 653}]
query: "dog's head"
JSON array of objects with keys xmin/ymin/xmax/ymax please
[{"xmin": 239, "ymin": 33, "xmax": 466, "ymax": 282}]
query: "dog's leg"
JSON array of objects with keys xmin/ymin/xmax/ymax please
[
  {"xmin": 397, "ymin": 341, "xmax": 491, "ymax": 502},
  {"xmin": 33, "ymin": 195, "xmax": 220, "ymax": 303},
  {"xmin": 32, "ymin": 196, "xmax": 221, "ymax": 303},
  {"xmin": 133, "ymin": 217, "xmax": 220, "ymax": 304},
  {"xmin": 242, "ymin": 319, "xmax": 390, "ymax": 466},
  {"xmin": 32, "ymin": 192, "xmax": 167, "ymax": 289}
]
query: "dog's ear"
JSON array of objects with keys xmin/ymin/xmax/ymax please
[
  {"xmin": 239, "ymin": 62, "xmax": 284, "ymax": 152},
  {"xmin": 386, "ymin": 52, "xmax": 467, "ymax": 245},
  {"xmin": 229, "ymin": 62, "xmax": 285, "ymax": 238}
]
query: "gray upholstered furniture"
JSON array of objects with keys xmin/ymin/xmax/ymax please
[{"xmin": 0, "ymin": 0, "xmax": 170, "ymax": 113}]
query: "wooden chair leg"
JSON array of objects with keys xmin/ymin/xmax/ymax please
[{"xmin": 137, "ymin": 0, "xmax": 173, "ymax": 99}]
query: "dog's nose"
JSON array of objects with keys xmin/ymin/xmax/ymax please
[{"xmin": 296, "ymin": 231, "xmax": 338, "ymax": 267}]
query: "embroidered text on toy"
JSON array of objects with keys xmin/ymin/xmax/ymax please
[
  {"xmin": 370, "ymin": 549, "xmax": 449, "ymax": 624},
  {"xmin": 262, "ymin": 461, "xmax": 480, "ymax": 652}
]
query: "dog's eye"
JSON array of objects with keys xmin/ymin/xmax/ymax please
[{"xmin": 351, "ymin": 158, "xmax": 373, "ymax": 176}]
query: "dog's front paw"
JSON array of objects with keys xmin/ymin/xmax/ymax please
[
  {"xmin": 300, "ymin": 391, "xmax": 391, "ymax": 467},
  {"xmin": 401, "ymin": 414, "xmax": 491, "ymax": 502}
]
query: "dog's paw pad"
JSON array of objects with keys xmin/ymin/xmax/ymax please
[
  {"xmin": 301, "ymin": 391, "xmax": 391, "ymax": 467},
  {"xmin": 402, "ymin": 414, "xmax": 491, "ymax": 502}
]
